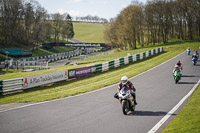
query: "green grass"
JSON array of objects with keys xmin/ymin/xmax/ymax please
[
  {"xmin": 73, "ymin": 22, "xmax": 105, "ymax": 43},
  {"xmin": 162, "ymin": 85, "xmax": 200, "ymax": 133},
  {"xmin": 0, "ymin": 41, "xmax": 199, "ymax": 104},
  {"xmin": 1, "ymin": 69, "xmax": 22, "ymax": 74},
  {"xmin": 32, "ymin": 46, "xmax": 75, "ymax": 57}
]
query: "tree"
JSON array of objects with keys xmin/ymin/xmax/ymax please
[
  {"xmin": 0, "ymin": 0, "xmax": 24, "ymax": 46},
  {"xmin": 0, "ymin": 0, "xmax": 75, "ymax": 48},
  {"xmin": 52, "ymin": 13, "xmax": 64, "ymax": 42},
  {"xmin": 65, "ymin": 14, "xmax": 74, "ymax": 41},
  {"xmin": 104, "ymin": 4, "xmax": 143, "ymax": 49}
]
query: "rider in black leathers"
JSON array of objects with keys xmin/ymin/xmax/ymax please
[
  {"xmin": 192, "ymin": 51, "xmax": 199, "ymax": 60},
  {"xmin": 114, "ymin": 76, "xmax": 137, "ymax": 105}
]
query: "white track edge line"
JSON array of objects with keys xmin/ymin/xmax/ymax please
[
  {"xmin": 147, "ymin": 79, "xmax": 200, "ymax": 133},
  {"xmin": 0, "ymin": 51, "xmax": 184, "ymax": 113}
]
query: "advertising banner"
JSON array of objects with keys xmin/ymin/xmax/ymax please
[
  {"xmin": 75, "ymin": 66, "xmax": 94, "ymax": 78},
  {"xmin": 23, "ymin": 71, "xmax": 68, "ymax": 89},
  {"xmin": 68, "ymin": 69, "xmax": 76, "ymax": 78}
]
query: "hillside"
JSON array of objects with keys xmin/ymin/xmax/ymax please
[
  {"xmin": 0, "ymin": 22, "xmax": 105, "ymax": 62},
  {"xmin": 73, "ymin": 22, "xmax": 105, "ymax": 43}
]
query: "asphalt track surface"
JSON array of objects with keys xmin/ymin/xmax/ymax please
[{"xmin": 0, "ymin": 52, "xmax": 200, "ymax": 133}]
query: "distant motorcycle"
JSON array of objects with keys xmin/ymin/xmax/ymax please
[
  {"xmin": 192, "ymin": 57, "xmax": 197, "ymax": 65},
  {"xmin": 186, "ymin": 49, "xmax": 190, "ymax": 55},
  {"xmin": 173, "ymin": 70, "xmax": 181, "ymax": 84},
  {"xmin": 118, "ymin": 86, "xmax": 135, "ymax": 115}
]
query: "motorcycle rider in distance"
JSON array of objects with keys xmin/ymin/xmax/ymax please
[
  {"xmin": 176, "ymin": 60, "xmax": 183, "ymax": 70},
  {"xmin": 173, "ymin": 65, "xmax": 182, "ymax": 79},
  {"xmin": 192, "ymin": 51, "xmax": 199, "ymax": 59},
  {"xmin": 114, "ymin": 76, "xmax": 137, "ymax": 105},
  {"xmin": 186, "ymin": 47, "xmax": 190, "ymax": 55}
]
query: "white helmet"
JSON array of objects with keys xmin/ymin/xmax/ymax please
[{"xmin": 121, "ymin": 76, "xmax": 128, "ymax": 85}]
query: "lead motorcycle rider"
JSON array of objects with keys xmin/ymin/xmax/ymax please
[{"xmin": 114, "ymin": 76, "xmax": 137, "ymax": 105}]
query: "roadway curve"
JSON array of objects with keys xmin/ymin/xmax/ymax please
[
  {"xmin": 0, "ymin": 52, "xmax": 199, "ymax": 133},
  {"xmin": 48, "ymin": 52, "xmax": 102, "ymax": 66}
]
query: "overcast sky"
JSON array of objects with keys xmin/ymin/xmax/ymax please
[{"xmin": 36, "ymin": 0, "xmax": 147, "ymax": 20}]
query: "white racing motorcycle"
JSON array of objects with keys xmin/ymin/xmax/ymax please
[{"xmin": 118, "ymin": 86, "xmax": 135, "ymax": 115}]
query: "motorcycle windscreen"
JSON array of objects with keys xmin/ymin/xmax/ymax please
[{"xmin": 121, "ymin": 86, "xmax": 129, "ymax": 94}]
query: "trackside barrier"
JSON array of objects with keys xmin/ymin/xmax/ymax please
[
  {"xmin": 23, "ymin": 71, "xmax": 68, "ymax": 90},
  {"xmin": 1, "ymin": 48, "xmax": 86, "ymax": 68},
  {"xmin": 0, "ymin": 78, "xmax": 23, "ymax": 95},
  {"xmin": 0, "ymin": 47, "xmax": 164, "ymax": 95},
  {"xmin": 67, "ymin": 47, "xmax": 164, "ymax": 78}
]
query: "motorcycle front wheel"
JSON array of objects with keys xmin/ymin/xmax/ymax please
[
  {"xmin": 175, "ymin": 80, "xmax": 178, "ymax": 84},
  {"xmin": 122, "ymin": 101, "xmax": 128, "ymax": 115}
]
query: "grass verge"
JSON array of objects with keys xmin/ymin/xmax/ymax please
[
  {"xmin": 0, "ymin": 41, "xmax": 199, "ymax": 104},
  {"xmin": 161, "ymin": 85, "xmax": 200, "ymax": 133},
  {"xmin": 32, "ymin": 46, "xmax": 75, "ymax": 57}
]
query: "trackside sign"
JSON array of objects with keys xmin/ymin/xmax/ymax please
[
  {"xmin": 65, "ymin": 43, "xmax": 101, "ymax": 47},
  {"xmin": 23, "ymin": 71, "xmax": 68, "ymax": 89},
  {"xmin": 68, "ymin": 66, "xmax": 96, "ymax": 78}
]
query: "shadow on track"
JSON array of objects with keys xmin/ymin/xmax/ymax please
[
  {"xmin": 178, "ymin": 82, "xmax": 197, "ymax": 84},
  {"xmin": 181, "ymin": 75, "xmax": 200, "ymax": 77},
  {"xmin": 128, "ymin": 110, "xmax": 177, "ymax": 116}
]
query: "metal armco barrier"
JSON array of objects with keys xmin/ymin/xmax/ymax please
[
  {"xmin": 0, "ymin": 78, "xmax": 23, "ymax": 95},
  {"xmin": 0, "ymin": 47, "xmax": 164, "ymax": 95},
  {"xmin": 0, "ymin": 48, "xmax": 85, "ymax": 69}
]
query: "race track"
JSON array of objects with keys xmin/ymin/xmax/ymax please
[{"xmin": 0, "ymin": 52, "xmax": 199, "ymax": 133}]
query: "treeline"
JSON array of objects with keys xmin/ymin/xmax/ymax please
[
  {"xmin": 74, "ymin": 15, "xmax": 108, "ymax": 23},
  {"xmin": 104, "ymin": 0, "xmax": 200, "ymax": 49},
  {"xmin": 0, "ymin": 0, "xmax": 74, "ymax": 50}
]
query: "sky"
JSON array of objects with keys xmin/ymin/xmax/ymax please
[{"xmin": 36, "ymin": 0, "xmax": 147, "ymax": 20}]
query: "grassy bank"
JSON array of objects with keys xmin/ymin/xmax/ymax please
[
  {"xmin": 73, "ymin": 22, "xmax": 105, "ymax": 43},
  {"xmin": 162, "ymin": 85, "xmax": 200, "ymax": 133},
  {"xmin": 32, "ymin": 46, "xmax": 75, "ymax": 57},
  {"xmin": 0, "ymin": 22, "xmax": 105, "ymax": 62},
  {"xmin": 0, "ymin": 46, "xmax": 75, "ymax": 62},
  {"xmin": 0, "ymin": 54, "xmax": 7, "ymax": 61},
  {"xmin": 0, "ymin": 41, "xmax": 199, "ymax": 104}
]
